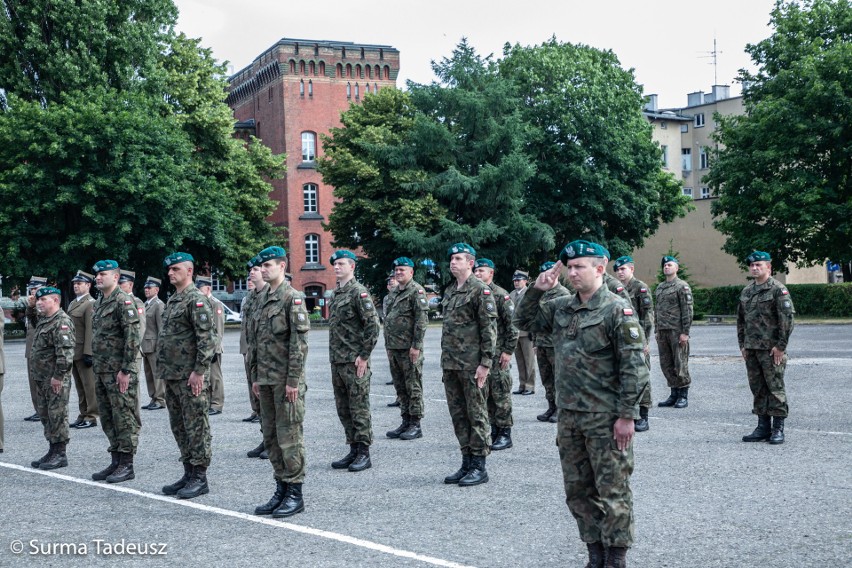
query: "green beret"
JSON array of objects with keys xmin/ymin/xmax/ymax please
[
  {"xmin": 512, "ymin": 270, "xmax": 529, "ymax": 281},
  {"xmin": 393, "ymin": 257, "xmax": 415, "ymax": 268},
  {"xmin": 474, "ymin": 258, "xmax": 495, "ymax": 270},
  {"xmin": 196, "ymin": 277, "xmax": 212, "ymax": 288},
  {"xmin": 35, "ymin": 286, "xmax": 61, "ymax": 299},
  {"xmin": 614, "ymin": 256, "xmax": 634, "ymax": 269},
  {"xmin": 559, "ymin": 240, "xmax": 607, "ymax": 263},
  {"xmin": 144, "ymin": 277, "xmax": 161, "ymax": 288},
  {"xmin": 539, "ymin": 261, "xmax": 555, "ymax": 272},
  {"xmin": 447, "ymin": 242, "xmax": 476, "ymax": 259},
  {"xmin": 163, "ymin": 252, "xmax": 194, "ymax": 268},
  {"xmin": 661, "ymin": 255, "xmax": 679, "ymax": 268},
  {"xmin": 257, "ymin": 246, "xmax": 287, "ymax": 263},
  {"xmin": 329, "ymin": 250, "xmax": 357, "ymax": 263},
  {"xmin": 746, "ymin": 251, "xmax": 771, "ymax": 263},
  {"xmin": 71, "ymin": 270, "xmax": 94, "ymax": 283},
  {"xmin": 92, "ymin": 259, "xmax": 120, "ymax": 273}
]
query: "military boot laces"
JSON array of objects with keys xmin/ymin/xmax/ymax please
[
  {"xmin": 399, "ymin": 418, "xmax": 422, "ymax": 440},
  {"xmin": 742, "ymin": 415, "xmax": 772, "ymax": 442},
  {"xmin": 444, "ymin": 454, "xmax": 471, "ymax": 484},
  {"xmin": 768, "ymin": 417, "xmax": 785, "ymax": 444},
  {"xmin": 272, "ymin": 483, "xmax": 305, "ymax": 518},
  {"xmin": 162, "ymin": 463, "xmax": 193, "ymax": 495},
  {"xmin": 584, "ymin": 542, "xmax": 605, "ymax": 568},
  {"xmin": 458, "ymin": 456, "xmax": 489, "ymax": 486},
  {"xmin": 255, "ymin": 480, "xmax": 288, "ymax": 515},
  {"xmin": 39, "ymin": 442, "xmax": 68, "ymax": 470},
  {"xmin": 106, "ymin": 453, "xmax": 135, "ymax": 483},
  {"xmin": 657, "ymin": 388, "xmax": 678, "ymax": 407},
  {"xmin": 176, "ymin": 466, "xmax": 209, "ymax": 499},
  {"xmin": 331, "ymin": 444, "xmax": 358, "ymax": 469},
  {"xmin": 91, "ymin": 451, "xmax": 120, "ymax": 480},
  {"xmin": 386, "ymin": 415, "xmax": 410, "ymax": 439},
  {"xmin": 347, "ymin": 443, "xmax": 372, "ymax": 472}
]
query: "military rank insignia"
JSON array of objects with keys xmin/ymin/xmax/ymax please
[
  {"xmin": 200, "ymin": 314, "xmax": 208, "ymax": 322},
  {"xmin": 297, "ymin": 313, "xmax": 306, "ymax": 321},
  {"xmin": 486, "ymin": 303, "xmax": 494, "ymax": 312},
  {"xmin": 128, "ymin": 309, "xmax": 136, "ymax": 317}
]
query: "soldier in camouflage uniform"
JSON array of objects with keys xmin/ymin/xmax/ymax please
[
  {"xmin": 29, "ymin": 287, "xmax": 75, "ymax": 470},
  {"xmin": 118, "ymin": 270, "xmax": 146, "ymax": 413},
  {"xmin": 384, "ymin": 257, "xmax": 429, "ymax": 441},
  {"xmin": 614, "ymin": 256, "xmax": 654, "ymax": 432},
  {"xmin": 532, "ymin": 261, "xmax": 572, "ymax": 424},
  {"xmin": 514, "ymin": 240, "xmax": 649, "ymax": 568},
  {"xmin": 441, "ymin": 243, "xmax": 497, "ymax": 487},
  {"xmin": 243, "ymin": 259, "xmax": 268, "ymax": 460},
  {"xmin": 90, "ymin": 261, "xmax": 142, "ymax": 484},
  {"xmin": 738, "ymin": 251, "xmax": 795, "ymax": 445},
  {"xmin": 249, "ymin": 246, "xmax": 310, "ymax": 518},
  {"xmin": 328, "ymin": 250, "xmax": 380, "ymax": 472},
  {"xmin": 473, "ymin": 259, "xmax": 518, "ymax": 451},
  {"xmin": 196, "ymin": 277, "xmax": 225, "ymax": 415},
  {"xmin": 156, "ymin": 252, "xmax": 216, "ymax": 500},
  {"xmin": 654, "ymin": 255, "xmax": 693, "ymax": 409},
  {"xmin": 23, "ymin": 276, "xmax": 48, "ymax": 421}
]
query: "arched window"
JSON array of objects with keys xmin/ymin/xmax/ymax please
[
  {"xmin": 308, "ymin": 80, "xmax": 313, "ymax": 97},
  {"xmin": 289, "ymin": 60, "xmax": 296, "ymax": 73},
  {"xmin": 346, "ymin": 82, "xmax": 351, "ymax": 99},
  {"xmin": 309, "ymin": 61, "xmax": 316, "ymax": 75},
  {"xmin": 336, "ymin": 63, "xmax": 343, "ymax": 77},
  {"xmin": 301, "ymin": 131, "xmax": 316, "ymax": 162},
  {"xmin": 305, "ymin": 234, "xmax": 319, "ymax": 264},
  {"xmin": 355, "ymin": 64, "xmax": 362, "ymax": 78},
  {"xmin": 346, "ymin": 63, "xmax": 352, "ymax": 78},
  {"xmin": 303, "ymin": 184, "xmax": 318, "ymax": 213},
  {"xmin": 366, "ymin": 66, "xmax": 372, "ymax": 79},
  {"xmin": 354, "ymin": 83, "xmax": 359, "ymax": 99},
  {"xmin": 375, "ymin": 65, "xmax": 381, "ymax": 79},
  {"xmin": 319, "ymin": 62, "xmax": 325, "ymax": 75},
  {"xmin": 299, "ymin": 60, "xmax": 305, "ymax": 74},
  {"xmin": 299, "ymin": 80, "xmax": 304, "ymax": 97},
  {"xmin": 384, "ymin": 65, "xmax": 390, "ymax": 80}
]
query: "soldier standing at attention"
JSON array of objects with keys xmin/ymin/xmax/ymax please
[
  {"xmin": 514, "ymin": 240, "xmax": 649, "ymax": 568},
  {"xmin": 0, "ymin": 301, "xmax": 4, "ymax": 453},
  {"xmin": 533, "ymin": 261, "xmax": 571, "ymax": 424},
  {"xmin": 141, "ymin": 277, "xmax": 165, "ymax": 410},
  {"xmin": 157, "ymin": 252, "xmax": 216, "ymax": 499},
  {"xmin": 250, "ymin": 246, "xmax": 310, "ymax": 518},
  {"xmin": 328, "ymin": 250, "xmax": 380, "ymax": 472},
  {"xmin": 473, "ymin": 258, "xmax": 518, "ymax": 451},
  {"xmin": 441, "ymin": 243, "xmax": 497, "ymax": 486},
  {"xmin": 654, "ymin": 256, "xmax": 693, "ymax": 409},
  {"xmin": 614, "ymin": 256, "xmax": 654, "ymax": 432},
  {"xmin": 67, "ymin": 271, "xmax": 99, "ymax": 429},
  {"xmin": 510, "ymin": 270, "xmax": 536, "ymax": 395},
  {"xmin": 240, "ymin": 261, "xmax": 263, "ymax": 426},
  {"xmin": 196, "ymin": 277, "xmax": 225, "ymax": 416},
  {"xmin": 29, "ymin": 287, "xmax": 75, "ymax": 470},
  {"xmin": 738, "ymin": 251, "xmax": 795, "ymax": 445},
  {"xmin": 90, "ymin": 261, "xmax": 142, "ymax": 484},
  {"xmin": 23, "ymin": 276, "xmax": 48, "ymax": 421},
  {"xmin": 384, "ymin": 257, "xmax": 429, "ymax": 441},
  {"xmin": 118, "ymin": 270, "xmax": 146, "ymax": 407}
]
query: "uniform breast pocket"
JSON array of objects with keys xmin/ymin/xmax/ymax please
[
  {"xmin": 270, "ymin": 307, "xmax": 290, "ymax": 336},
  {"xmin": 165, "ymin": 307, "xmax": 186, "ymax": 331},
  {"xmin": 579, "ymin": 319, "xmax": 610, "ymax": 353},
  {"xmin": 450, "ymin": 297, "xmax": 474, "ymax": 324}
]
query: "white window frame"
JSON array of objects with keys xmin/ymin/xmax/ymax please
[
  {"xmin": 681, "ymin": 148, "xmax": 692, "ymax": 171},
  {"xmin": 699, "ymin": 146, "xmax": 709, "ymax": 169},
  {"xmin": 301, "ymin": 132, "xmax": 316, "ymax": 162},
  {"xmin": 303, "ymin": 183, "xmax": 318, "ymax": 213},
  {"xmin": 700, "ymin": 187, "xmax": 711, "ymax": 199},
  {"xmin": 694, "ymin": 113, "xmax": 705, "ymax": 128},
  {"xmin": 683, "ymin": 186, "xmax": 694, "ymax": 198},
  {"xmin": 305, "ymin": 234, "xmax": 319, "ymax": 264}
]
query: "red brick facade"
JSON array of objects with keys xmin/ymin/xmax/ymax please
[{"xmin": 227, "ymin": 38, "xmax": 400, "ymax": 314}]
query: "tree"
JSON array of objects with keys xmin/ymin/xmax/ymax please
[{"xmin": 706, "ymin": 0, "xmax": 852, "ymax": 277}]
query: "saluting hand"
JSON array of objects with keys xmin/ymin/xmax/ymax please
[{"xmin": 534, "ymin": 262, "xmax": 561, "ymax": 291}]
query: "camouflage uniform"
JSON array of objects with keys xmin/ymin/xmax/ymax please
[
  {"xmin": 249, "ymin": 282, "xmax": 310, "ymax": 483},
  {"xmin": 0, "ymin": 315, "xmax": 4, "ymax": 451},
  {"xmin": 737, "ymin": 277, "xmax": 795, "ymax": 417},
  {"xmin": 623, "ymin": 277, "xmax": 654, "ymax": 407},
  {"xmin": 383, "ymin": 278, "xmax": 429, "ymax": 419},
  {"xmin": 604, "ymin": 272, "xmax": 633, "ymax": 304},
  {"xmin": 514, "ymin": 285, "xmax": 649, "ymax": 548},
  {"xmin": 485, "ymin": 283, "xmax": 518, "ymax": 429},
  {"xmin": 240, "ymin": 289, "xmax": 261, "ymax": 416},
  {"xmin": 328, "ymin": 279, "xmax": 380, "ymax": 445},
  {"xmin": 30, "ymin": 310, "xmax": 75, "ymax": 444},
  {"xmin": 440, "ymin": 274, "xmax": 497, "ymax": 456},
  {"xmin": 92, "ymin": 288, "xmax": 142, "ymax": 455},
  {"xmin": 206, "ymin": 295, "xmax": 226, "ymax": 412},
  {"xmin": 156, "ymin": 284, "xmax": 215, "ymax": 466},
  {"xmin": 654, "ymin": 277, "xmax": 693, "ymax": 388},
  {"xmin": 67, "ymin": 293, "xmax": 99, "ymax": 422},
  {"xmin": 533, "ymin": 284, "xmax": 572, "ymax": 406}
]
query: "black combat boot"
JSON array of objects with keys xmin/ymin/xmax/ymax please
[
  {"xmin": 91, "ymin": 451, "xmax": 120, "ymax": 481},
  {"xmin": 106, "ymin": 452, "xmax": 135, "ymax": 483},
  {"xmin": 634, "ymin": 407, "xmax": 650, "ymax": 432},
  {"xmin": 162, "ymin": 463, "xmax": 193, "ymax": 495},
  {"xmin": 537, "ymin": 401, "xmax": 557, "ymax": 422},
  {"xmin": 32, "ymin": 444, "xmax": 54, "ymax": 468},
  {"xmin": 254, "ymin": 479, "xmax": 288, "ymax": 515},
  {"xmin": 348, "ymin": 443, "xmax": 372, "ymax": 472},
  {"xmin": 177, "ymin": 465, "xmax": 209, "ymax": 499},
  {"xmin": 247, "ymin": 441, "xmax": 266, "ymax": 458},
  {"xmin": 331, "ymin": 444, "xmax": 358, "ymax": 469},
  {"xmin": 658, "ymin": 388, "xmax": 678, "ymax": 407},
  {"xmin": 458, "ymin": 455, "xmax": 489, "ymax": 486},
  {"xmin": 584, "ymin": 542, "xmax": 605, "ymax": 568},
  {"xmin": 768, "ymin": 417, "xmax": 785, "ymax": 444},
  {"xmin": 444, "ymin": 453, "xmax": 471, "ymax": 484},
  {"xmin": 386, "ymin": 414, "xmax": 410, "ymax": 439},
  {"xmin": 742, "ymin": 415, "xmax": 771, "ymax": 442},
  {"xmin": 39, "ymin": 442, "xmax": 68, "ymax": 470},
  {"xmin": 605, "ymin": 546, "xmax": 628, "ymax": 568},
  {"xmin": 272, "ymin": 483, "xmax": 305, "ymax": 518},
  {"xmin": 491, "ymin": 428, "xmax": 513, "ymax": 451},
  {"xmin": 399, "ymin": 417, "xmax": 422, "ymax": 440},
  {"xmin": 674, "ymin": 387, "xmax": 689, "ymax": 408}
]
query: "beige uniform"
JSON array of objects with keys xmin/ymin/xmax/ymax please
[
  {"xmin": 67, "ymin": 294, "xmax": 99, "ymax": 422},
  {"xmin": 142, "ymin": 296, "xmax": 165, "ymax": 406}
]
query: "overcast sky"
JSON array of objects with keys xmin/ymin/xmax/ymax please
[{"xmin": 173, "ymin": 0, "xmax": 778, "ymax": 109}]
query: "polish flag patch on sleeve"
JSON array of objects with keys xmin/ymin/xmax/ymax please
[
  {"xmin": 360, "ymin": 292, "xmax": 369, "ymax": 298},
  {"xmin": 60, "ymin": 325, "xmax": 69, "ymax": 330},
  {"xmin": 617, "ymin": 287, "xmax": 624, "ymax": 292},
  {"xmin": 196, "ymin": 302, "xmax": 204, "ymax": 307},
  {"xmin": 124, "ymin": 300, "xmax": 133, "ymax": 305},
  {"xmin": 137, "ymin": 308, "xmax": 143, "ymax": 314},
  {"xmin": 483, "ymin": 289, "xmax": 491, "ymax": 295},
  {"xmin": 417, "ymin": 289, "xmax": 425, "ymax": 294},
  {"xmin": 504, "ymin": 295, "xmax": 510, "ymax": 301},
  {"xmin": 640, "ymin": 288, "xmax": 647, "ymax": 293},
  {"xmin": 781, "ymin": 289, "xmax": 789, "ymax": 295},
  {"xmin": 217, "ymin": 309, "xmax": 222, "ymax": 314},
  {"xmin": 294, "ymin": 299, "xmax": 302, "ymax": 305},
  {"xmin": 623, "ymin": 308, "xmax": 634, "ymax": 316}
]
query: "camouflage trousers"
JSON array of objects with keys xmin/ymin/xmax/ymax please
[
  {"xmin": 244, "ymin": 355, "xmax": 260, "ymax": 414},
  {"xmin": 94, "ymin": 372, "xmax": 141, "ymax": 455},
  {"xmin": 557, "ymin": 410, "xmax": 635, "ymax": 548},
  {"xmin": 35, "ymin": 376, "xmax": 71, "ymax": 444},
  {"xmin": 656, "ymin": 329, "xmax": 691, "ymax": 388},
  {"xmin": 72, "ymin": 358, "xmax": 99, "ymax": 421},
  {"xmin": 142, "ymin": 352, "xmax": 165, "ymax": 406},
  {"xmin": 442, "ymin": 369, "xmax": 491, "ymax": 456},
  {"xmin": 536, "ymin": 347, "xmax": 556, "ymax": 403},
  {"xmin": 331, "ymin": 362, "xmax": 373, "ymax": 445},
  {"xmin": 486, "ymin": 360, "xmax": 513, "ymax": 428},
  {"xmin": 387, "ymin": 349, "xmax": 424, "ymax": 419},
  {"xmin": 259, "ymin": 382, "xmax": 306, "ymax": 484},
  {"xmin": 165, "ymin": 379, "xmax": 211, "ymax": 467},
  {"xmin": 639, "ymin": 350, "xmax": 652, "ymax": 407},
  {"xmin": 744, "ymin": 349, "xmax": 788, "ymax": 417},
  {"xmin": 514, "ymin": 335, "xmax": 537, "ymax": 392},
  {"xmin": 206, "ymin": 354, "xmax": 224, "ymax": 411},
  {"xmin": 27, "ymin": 357, "xmax": 38, "ymax": 413}
]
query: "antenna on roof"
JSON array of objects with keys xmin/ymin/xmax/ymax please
[{"xmin": 698, "ymin": 36, "xmax": 722, "ymax": 85}]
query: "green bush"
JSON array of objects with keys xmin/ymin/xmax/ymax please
[
  {"xmin": 3, "ymin": 321, "xmax": 25, "ymax": 340},
  {"xmin": 689, "ymin": 282, "xmax": 852, "ymax": 317}
]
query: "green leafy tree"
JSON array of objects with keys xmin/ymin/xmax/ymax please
[
  {"xmin": 707, "ymin": 0, "xmax": 852, "ymax": 277},
  {"xmin": 655, "ymin": 240, "xmax": 696, "ymax": 287}
]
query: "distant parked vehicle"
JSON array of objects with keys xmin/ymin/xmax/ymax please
[{"xmin": 221, "ymin": 304, "xmax": 241, "ymax": 323}]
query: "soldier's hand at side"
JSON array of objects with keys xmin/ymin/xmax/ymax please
[
  {"xmin": 188, "ymin": 372, "xmax": 204, "ymax": 396},
  {"xmin": 499, "ymin": 352, "xmax": 511, "ymax": 370},
  {"xmin": 643, "ymin": 344, "xmax": 650, "ymax": 356},
  {"xmin": 771, "ymin": 346, "xmax": 784, "ymax": 366},
  {"xmin": 251, "ymin": 382, "xmax": 260, "ymax": 398},
  {"xmin": 740, "ymin": 348, "xmax": 747, "ymax": 360},
  {"xmin": 51, "ymin": 378, "xmax": 62, "ymax": 394},
  {"xmin": 613, "ymin": 417, "xmax": 635, "ymax": 451},
  {"xmin": 534, "ymin": 262, "xmax": 561, "ymax": 291},
  {"xmin": 678, "ymin": 334, "xmax": 689, "ymax": 345},
  {"xmin": 116, "ymin": 370, "xmax": 130, "ymax": 394},
  {"xmin": 475, "ymin": 365, "xmax": 489, "ymax": 388},
  {"xmin": 285, "ymin": 385, "xmax": 298, "ymax": 403},
  {"xmin": 409, "ymin": 347, "xmax": 421, "ymax": 364},
  {"xmin": 355, "ymin": 356, "xmax": 368, "ymax": 378}
]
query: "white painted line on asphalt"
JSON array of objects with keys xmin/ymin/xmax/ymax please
[
  {"xmin": 647, "ymin": 417, "xmax": 852, "ymax": 436},
  {"xmin": 0, "ymin": 461, "xmax": 476, "ymax": 568},
  {"xmin": 311, "ymin": 387, "xmax": 448, "ymax": 403}
]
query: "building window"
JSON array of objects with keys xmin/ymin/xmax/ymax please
[
  {"xmin": 305, "ymin": 234, "xmax": 319, "ymax": 264},
  {"xmin": 299, "ymin": 80, "xmax": 304, "ymax": 97},
  {"xmin": 680, "ymin": 123, "xmax": 689, "ymax": 133},
  {"xmin": 700, "ymin": 187, "xmax": 711, "ymax": 199},
  {"xmin": 299, "ymin": 60, "xmax": 305, "ymax": 74},
  {"xmin": 354, "ymin": 83, "xmax": 359, "ymax": 99},
  {"xmin": 683, "ymin": 187, "xmax": 694, "ymax": 198},
  {"xmin": 309, "ymin": 61, "xmax": 316, "ymax": 75},
  {"xmin": 308, "ymin": 80, "xmax": 313, "ymax": 97},
  {"xmin": 384, "ymin": 65, "xmax": 390, "ymax": 80},
  {"xmin": 379, "ymin": 48, "xmax": 384, "ymax": 60},
  {"xmin": 661, "ymin": 145, "xmax": 668, "ymax": 168},
  {"xmin": 659, "ymin": 121, "xmax": 667, "ymax": 130},
  {"xmin": 360, "ymin": 47, "xmax": 365, "ymax": 59},
  {"xmin": 694, "ymin": 113, "xmax": 705, "ymax": 128},
  {"xmin": 346, "ymin": 82, "xmax": 351, "ymax": 98},
  {"xmin": 319, "ymin": 62, "xmax": 325, "ymax": 75},
  {"xmin": 233, "ymin": 279, "xmax": 248, "ymax": 292},
  {"xmin": 268, "ymin": 86, "xmax": 273, "ymax": 102},
  {"xmin": 303, "ymin": 184, "xmax": 318, "ymax": 213},
  {"xmin": 211, "ymin": 275, "xmax": 226, "ymax": 292},
  {"xmin": 301, "ymin": 132, "xmax": 316, "ymax": 162},
  {"xmin": 681, "ymin": 148, "xmax": 692, "ymax": 171},
  {"xmin": 699, "ymin": 146, "xmax": 709, "ymax": 169},
  {"xmin": 336, "ymin": 63, "xmax": 343, "ymax": 77}
]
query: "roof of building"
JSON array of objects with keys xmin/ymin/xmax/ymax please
[{"xmin": 644, "ymin": 110, "xmax": 693, "ymax": 121}]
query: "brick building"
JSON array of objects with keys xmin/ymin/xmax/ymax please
[{"xmin": 226, "ymin": 38, "xmax": 400, "ymax": 314}]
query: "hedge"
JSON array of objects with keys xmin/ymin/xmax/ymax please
[{"xmin": 689, "ymin": 282, "xmax": 852, "ymax": 318}]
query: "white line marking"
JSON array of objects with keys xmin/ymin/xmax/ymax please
[
  {"xmin": 0, "ymin": 462, "xmax": 476, "ymax": 568},
  {"xmin": 311, "ymin": 387, "xmax": 448, "ymax": 403},
  {"xmin": 647, "ymin": 417, "xmax": 852, "ymax": 436}
]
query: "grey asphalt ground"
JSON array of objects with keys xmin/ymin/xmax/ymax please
[{"xmin": 1, "ymin": 324, "xmax": 850, "ymax": 567}]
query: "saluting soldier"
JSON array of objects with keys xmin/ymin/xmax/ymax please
[
  {"xmin": 23, "ymin": 276, "xmax": 48, "ymax": 421},
  {"xmin": 441, "ymin": 243, "xmax": 497, "ymax": 486},
  {"xmin": 738, "ymin": 251, "xmax": 795, "ymax": 445},
  {"xmin": 328, "ymin": 250, "xmax": 380, "ymax": 472},
  {"xmin": 141, "ymin": 277, "xmax": 166, "ymax": 410},
  {"xmin": 384, "ymin": 257, "xmax": 429, "ymax": 441},
  {"xmin": 29, "ymin": 287, "xmax": 75, "ymax": 470},
  {"xmin": 196, "ymin": 277, "xmax": 225, "ymax": 416},
  {"xmin": 67, "ymin": 270, "xmax": 99, "ymax": 429},
  {"xmin": 655, "ymin": 255, "xmax": 693, "ymax": 409},
  {"xmin": 510, "ymin": 270, "xmax": 537, "ymax": 395},
  {"xmin": 533, "ymin": 261, "xmax": 572, "ymax": 423}
]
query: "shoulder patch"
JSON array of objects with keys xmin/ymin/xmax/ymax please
[
  {"xmin": 640, "ymin": 288, "xmax": 647, "ymax": 293},
  {"xmin": 623, "ymin": 308, "xmax": 634, "ymax": 316},
  {"xmin": 124, "ymin": 300, "xmax": 133, "ymax": 305},
  {"xmin": 417, "ymin": 289, "xmax": 425, "ymax": 294},
  {"xmin": 137, "ymin": 307, "xmax": 143, "ymax": 314},
  {"xmin": 483, "ymin": 289, "xmax": 491, "ymax": 295},
  {"xmin": 294, "ymin": 298, "xmax": 303, "ymax": 305},
  {"xmin": 360, "ymin": 292, "xmax": 369, "ymax": 298},
  {"xmin": 617, "ymin": 286, "xmax": 624, "ymax": 292},
  {"xmin": 196, "ymin": 302, "xmax": 204, "ymax": 307},
  {"xmin": 781, "ymin": 289, "xmax": 789, "ymax": 295},
  {"xmin": 504, "ymin": 295, "xmax": 510, "ymax": 301}
]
